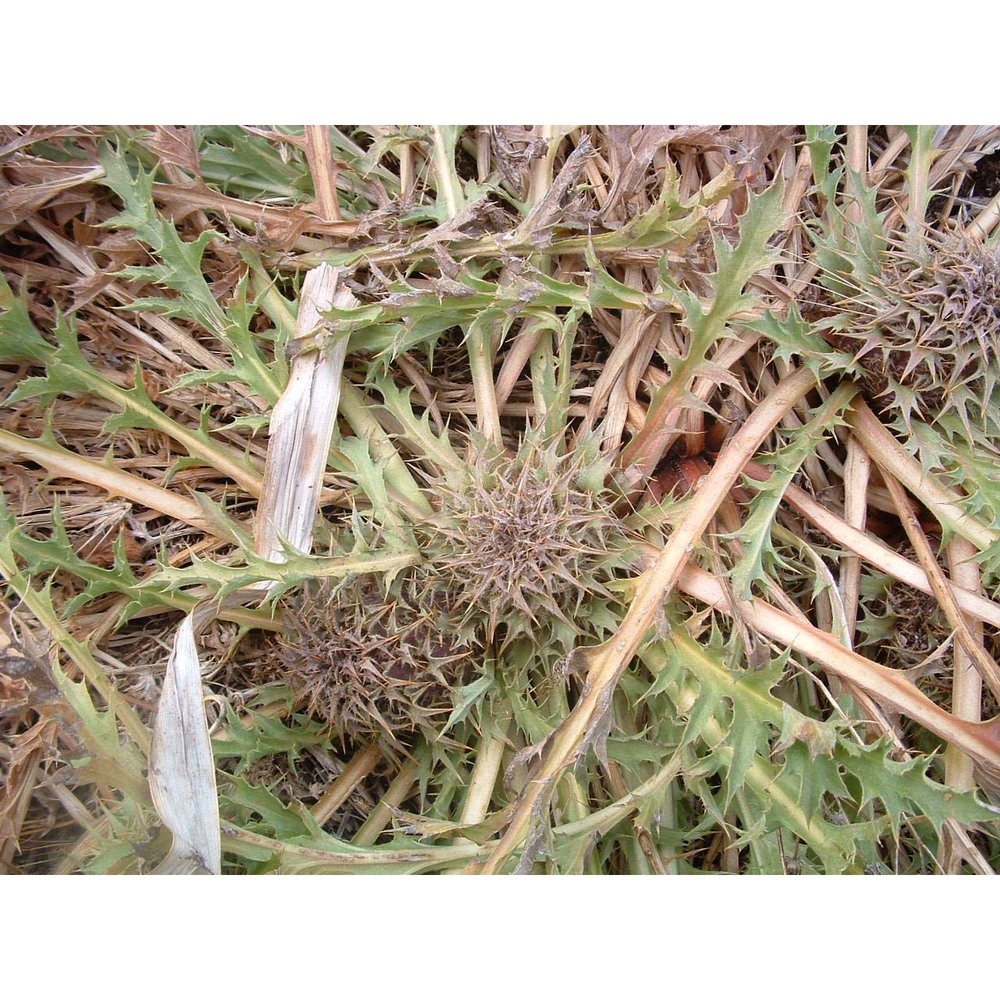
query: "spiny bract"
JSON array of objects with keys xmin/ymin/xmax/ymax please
[{"xmin": 823, "ymin": 230, "xmax": 1000, "ymax": 433}]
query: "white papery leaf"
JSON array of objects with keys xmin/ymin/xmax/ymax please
[{"xmin": 148, "ymin": 613, "xmax": 221, "ymax": 875}]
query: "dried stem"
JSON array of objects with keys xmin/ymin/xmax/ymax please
[
  {"xmin": 839, "ymin": 434, "xmax": 871, "ymax": 644},
  {"xmin": 311, "ymin": 744, "xmax": 381, "ymax": 826},
  {"xmin": 303, "ymin": 125, "xmax": 341, "ymax": 222},
  {"xmin": 881, "ymin": 472, "xmax": 1000, "ymax": 702}
]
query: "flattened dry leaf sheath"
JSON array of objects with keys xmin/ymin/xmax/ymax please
[
  {"xmin": 149, "ymin": 615, "xmax": 221, "ymax": 875},
  {"xmin": 255, "ymin": 264, "xmax": 358, "ymax": 565}
]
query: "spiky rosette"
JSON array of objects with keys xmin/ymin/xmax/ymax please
[
  {"xmin": 276, "ymin": 575, "xmax": 474, "ymax": 747},
  {"xmin": 823, "ymin": 231, "xmax": 1000, "ymax": 433},
  {"xmin": 418, "ymin": 439, "xmax": 629, "ymax": 647}
]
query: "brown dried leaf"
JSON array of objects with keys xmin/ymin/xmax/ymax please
[
  {"xmin": 143, "ymin": 126, "xmax": 202, "ymax": 177},
  {"xmin": 507, "ymin": 135, "xmax": 595, "ymax": 247},
  {"xmin": 599, "ymin": 125, "xmax": 733, "ymax": 221},
  {"xmin": 0, "ymin": 718, "xmax": 58, "ymax": 864},
  {"xmin": 151, "ymin": 181, "xmax": 358, "ymax": 239},
  {"xmin": 0, "ymin": 162, "xmax": 103, "ymax": 234}
]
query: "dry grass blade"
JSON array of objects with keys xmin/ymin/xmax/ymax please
[
  {"xmin": 839, "ymin": 435, "xmax": 871, "ymax": 642},
  {"xmin": 148, "ymin": 615, "xmax": 221, "ymax": 875},
  {"xmin": 946, "ymin": 535, "xmax": 985, "ymax": 788},
  {"xmin": 304, "ymin": 126, "xmax": 342, "ymax": 223},
  {"xmin": 150, "ymin": 182, "xmax": 359, "ymax": 239},
  {"xmin": 0, "ymin": 163, "xmax": 104, "ymax": 236},
  {"xmin": 0, "ymin": 718, "xmax": 57, "ymax": 867},
  {"xmin": 0, "ymin": 429, "xmax": 220, "ymax": 536}
]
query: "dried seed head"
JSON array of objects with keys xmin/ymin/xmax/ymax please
[
  {"xmin": 826, "ymin": 231, "xmax": 1000, "ymax": 430},
  {"xmin": 419, "ymin": 440, "xmax": 629, "ymax": 647},
  {"xmin": 277, "ymin": 576, "xmax": 473, "ymax": 747}
]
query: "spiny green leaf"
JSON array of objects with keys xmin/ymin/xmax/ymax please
[
  {"xmin": 444, "ymin": 675, "xmax": 495, "ymax": 731},
  {"xmin": 560, "ymin": 164, "xmax": 734, "ymax": 255},
  {"xmin": 804, "ymin": 125, "xmax": 840, "ymax": 190},
  {"xmin": 686, "ymin": 179, "xmax": 786, "ymax": 359},
  {"xmin": 214, "ymin": 706, "xmax": 331, "ymax": 771},
  {"xmin": 836, "ymin": 740, "xmax": 1000, "ymax": 836},
  {"xmin": 677, "ymin": 681, "xmax": 727, "ymax": 757},
  {"xmin": 101, "ymin": 146, "xmax": 230, "ymax": 334},
  {"xmin": 196, "ymin": 126, "xmax": 309, "ymax": 201},
  {"xmin": 144, "ymin": 543, "xmax": 421, "ymax": 601},
  {"xmin": 50, "ymin": 658, "xmax": 149, "ymax": 801},
  {"xmin": 730, "ymin": 382, "xmax": 856, "ymax": 598},
  {"xmin": 3, "ymin": 311, "xmax": 262, "ymax": 489},
  {"xmin": 0, "ymin": 273, "xmax": 56, "ymax": 363},
  {"xmin": 584, "ymin": 250, "xmax": 649, "ymax": 310},
  {"xmin": 751, "ymin": 302, "xmax": 853, "ymax": 376},
  {"xmin": 335, "ymin": 435, "xmax": 398, "ymax": 525},
  {"xmin": 370, "ymin": 374, "xmax": 464, "ymax": 475},
  {"xmin": 776, "ymin": 701, "xmax": 840, "ymax": 761},
  {"xmin": 222, "ymin": 776, "xmax": 316, "ymax": 841},
  {"xmin": 100, "ymin": 145, "xmax": 282, "ymax": 401},
  {"xmin": 9, "ymin": 522, "xmax": 153, "ymax": 620}
]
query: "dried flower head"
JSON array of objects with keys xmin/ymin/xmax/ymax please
[
  {"xmin": 419, "ymin": 439, "xmax": 629, "ymax": 647},
  {"xmin": 277, "ymin": 575, "xmax": 473, "ymax": 747},
  {"xmin": 824, "ymin": 231, "xmax": 1000, "ymax": 431}
]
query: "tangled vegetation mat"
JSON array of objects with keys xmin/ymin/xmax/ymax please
[{"xmin": 2, "ymin": 125, "xmax": 1000, "ymax": 874}]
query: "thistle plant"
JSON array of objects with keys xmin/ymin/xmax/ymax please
[
  {"xmin": 3, "ymin": 125, "xmax": 1000, "ymax": 877},
  {"xmin": 276, "ymin": 574, "xmax": 474, "ymax": 747}
]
